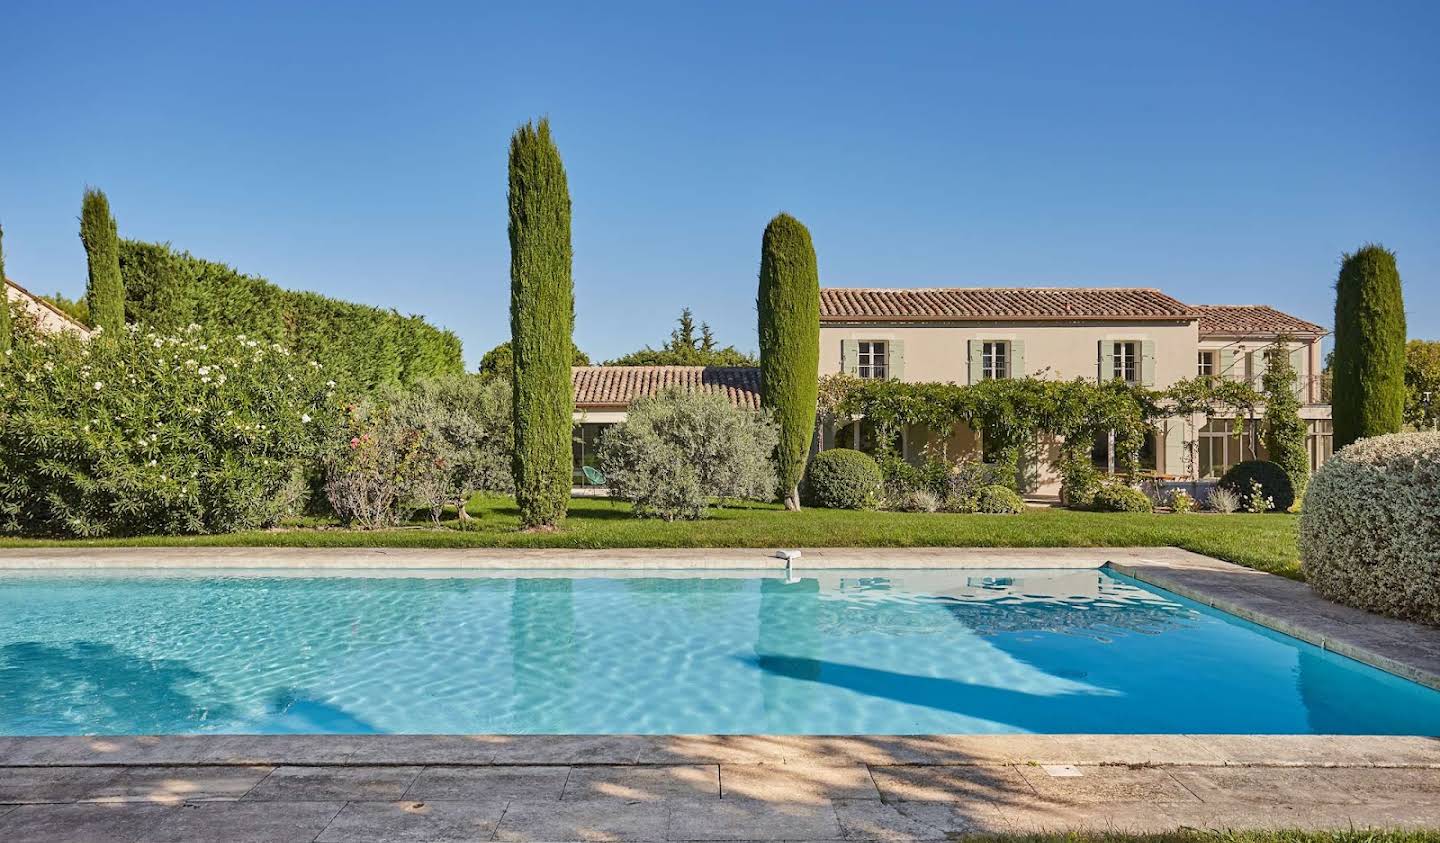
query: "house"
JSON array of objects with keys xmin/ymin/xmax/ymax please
[
  {"xmin": 818, "ymin": 287, "xmax": 1330, "ymax": 494},
  {"xmin": 570, "ymin": 286, "xmax": 1330, "ymax": 495},
  {"xmin": 571, "ymin": 365, "xmax": 761, "ymax": 480},
  {"xmin": 4, "ymin": 279, "xmax": 92, "ymax": 338}
]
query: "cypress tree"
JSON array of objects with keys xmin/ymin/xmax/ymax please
[
  {"xmin": 80, "ymin": 188, "xmax": 125, "ymax": 335},
  {"xmin": 1261, "ymin": 337, "xmax": 1309, "ymax": 507},
  {"xmin": 0, "ymin": 223, "xmax": 11, "ymax": 353},
  {"xmin": 507, "ymin": 119, "xmax": 574, "ymax": 529},
  {"xmin": 1332, "ymin": 244, "xmax": 1406, "ymax": 449},
  {"xmin": 757, "ymin": 213, "xmax": 820, "ymax": 511}
]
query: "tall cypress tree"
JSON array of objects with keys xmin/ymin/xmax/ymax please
[
  {"xmin": 1261, "ymin": 336, "xmax": 1309, "ymax": 507},
  {"xmin": 80, "ymin": 188, "xmax": 125, "ymax": 335},
  {"xmin": 1332, "ymin": 244, "xmax": 1406, "ymax": 449},
  {"xmin": 757, "ymin": 213, "xmax": 820, "ymax": 511},
  {"xmin": 0, "ymin": 223, "xmax": 11, "ymax": 353},
  {"xmin": 507, "ymin": 119, "xmax": 574, "ymax": 529}
]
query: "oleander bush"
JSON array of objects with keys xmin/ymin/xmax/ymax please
[
  {"xmin": 975, "ymin": 484, "xmax": 1027, "ymax": 514},
  {"xmin": 1300, "ymin": 432, "xmax": 1440, "ymax": 625},
  {"xmin": 1091, "ymin": 483, "xmax": 1154, "ymax": 513},
  {"xmin": 0, "ymin": 323, "xmax": 341, "ymax": 536},
  {"xmin": 802, "ymin": 448, "xmax": 883, "ymax": 510},
  {"xmin": 1219, "ymin": 460, "xmax": 1294, "ymax": 512},
  {"xmin": 599, "ymin": 389, "xmax": 779, "ymax": 521},
  {"xmin": 1169, "ymin": 489, "xmax": 1196, "ymax": 513}
]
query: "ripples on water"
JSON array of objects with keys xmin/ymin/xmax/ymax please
[{"xmin": 1, "ymin": 568, "xmax": 1437, "ymax": 735}]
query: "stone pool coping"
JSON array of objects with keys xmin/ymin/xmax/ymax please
[{"xmin": 3, "ymin": 545, "xmax": 1438, "ymax": 690}]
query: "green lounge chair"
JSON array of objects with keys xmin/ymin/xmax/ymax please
[{"xmin": 582, "ymin": 465, "xmax": 606, "ymax": 486}]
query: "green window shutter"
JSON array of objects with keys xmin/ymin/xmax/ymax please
[
  {"xmin": 888, "ymin": 340, "xmax": 905, "ymax": 381},
  {"xmin": 1290, "ymin": 345, "xmax": 1306, "ymax": 399},
  {"xmin": 1098, "ymin": 341, "xmax": 1113, "ymax": 383},
  {"xmin": 1009, "ymin": 340, "xmax": 1025, "ymax": 378},
  {"xmin": 841, "ymin": 339, "xmax": 859, "ymax": 375},
  {"xmin": 968, "ymin": 340, "xmax": 983, "ymax": 384},
  {"xmin": 1141, "ymin": 339, "xmax": 1156, "ymax": 387},
  {"xmin": 1227, "ymin": 348, "xmax": 1244, "ymax": 382},
  {"xmin": 1163, "ymin": 417, "xmax": 1188, "ymax": 477}
]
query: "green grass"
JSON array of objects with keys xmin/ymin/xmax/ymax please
[{"xmin": 0, "ymin": 496, "xmax": 1303, "ymax": 579}]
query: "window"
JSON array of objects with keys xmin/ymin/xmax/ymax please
[
  {"xmin": 1198, "ymin": 351, "xmax": 1216, "ymax": 378},
  {"xmin": 572, "ymin": 423, "xmax": 611, "ymax": 481},
  {"xmin": 982, "ymin": 341, "xmax": 1009, "ymax": 380},
  {"xmin": 857, "ymin": 341, "xmax": 888, "ymax": 379},
  {"xmin": 1197, "ymin": 419, "xmax": 1254, "ymax": 479},
  {"xmin": 1113, "ymin": 342, "xmax": 1139, "ymax": 384}
]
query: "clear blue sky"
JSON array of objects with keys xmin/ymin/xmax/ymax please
[{"xmin": 3, "ymin": 1, "xmax": 1436, "ymax": 366}]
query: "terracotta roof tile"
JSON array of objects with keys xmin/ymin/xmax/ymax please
[
  {"xmin": 573, "ymin": 366, "xmax": 761, "ymax": 410},
  {"xmin": 819, "ymin": 287, "xmax": 1197, "ymax": 321},
  {"xmin": 1194, "ymin": 305, "xmax": 1326, "ymax": 336}
]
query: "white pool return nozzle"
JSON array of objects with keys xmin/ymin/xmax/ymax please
[{"xmin": 774, "ymin": 550, "xmax": 802, "ymax": 584}]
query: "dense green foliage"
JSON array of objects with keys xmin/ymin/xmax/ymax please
[
  {"xmin": 37, "ymin": 290, "xmax": 89, "ymax": 324},
  {"xmin": 598, "ymin": 388, "xmax": 779, "ymax": 520},
  {"xmin": 757, "ymin": 213, "xmax": 821, "ymax": 510},
  {"xmin": 0, "ymin": 224, "xmax": 10, "ymax": 353},
  {"xmin": 119, "ymin": 240, "xmax": 461, "ymax": 390},
  {"xmin": 476, "ymin": 339, "xmax": 589, "ymax": 383},
  {"xmin": 0, "ymin": 498, "xmax": 1306, "ymax": 580},
  {"xmin": 1405, "ymin": 339, "xmax": 1440, "ymax": 430},
  {"xmin": 1332, "ymin": 244, "xmax": 1406, "ymax": 449},
  {"xmin": 801, "ymin": 448, "xmax": 883, "ymax": 510},
  {"xmin": 0, "ymin": 323, "xmax": 341, "ymax": 536},
  {"xmin": 1220, "ymin": 459, "xmax": 1294, "ymax": 512},
  {"xmin": 1301, "ymin": 432, "xmax": 1440, "ymax": 625},
  {"xmin": 1091, "ymin": 483, "xmax": 1154, "ymax": 513},
  {"xmin": 1261, "ymin": 338, "xmax": 1309, "ymax": 507},
  {"xmin": 605, "ymin": 308, "xmax": 758, "ymax": 367},
  {"xmin": 325, "ymin": 375, "xmax": 513, "ymax": 527},
  {"xmin": 974, "ymin": 484, "xmax": 1027, "ymax": 514},
  {"xmin": 508, "ymin": 118, "xmax": 576, "ymax": 528},
  {"xmin": 1164, "ymin": 375, "xmax": 1263, "ymax": 476},
  {"xmin": 80, "ymin": 188, "xmax": 125, "ymax": 335}
]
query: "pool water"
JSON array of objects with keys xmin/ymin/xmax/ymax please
[{"xmin": 1, "ymin": 568, "xmax": 1437, "ymax": 736}]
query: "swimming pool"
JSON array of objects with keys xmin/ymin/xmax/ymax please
[{"xmin": 1, "ymin": 568, "xmax": 1437, "ymax": 736}]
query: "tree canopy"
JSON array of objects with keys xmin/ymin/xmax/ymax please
[{"xmin": 604, "ymin": 308, "xmax": 757, "ymax": 367}]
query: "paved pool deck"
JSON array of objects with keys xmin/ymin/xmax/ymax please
[{"xmin": 3, "ymin": 547, "xmax": 1440, "ymax": 839}]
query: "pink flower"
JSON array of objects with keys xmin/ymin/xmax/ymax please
[{"xmin": 349, "ymin": 437, "xmax": 360, "ymax": 449}]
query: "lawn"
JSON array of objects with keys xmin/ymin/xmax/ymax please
[{"xmin": 0, "ymin": 496, "xmax": 1303, "ymax": 579}]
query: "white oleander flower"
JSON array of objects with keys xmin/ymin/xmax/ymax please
[{"xmin": 93, "ymin": 381, "xmax": 103, "ymax": 391}]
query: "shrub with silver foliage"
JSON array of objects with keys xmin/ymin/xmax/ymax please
[
  {"xmin": 1207, "ymin": 486, "xmax": 1240, "ymax": 514},
  {"xmin": 1300, "ymin": 432, "xmax": 1440, "ymax": 626},
  {"xmin": 599, "ymin": 388, "xmax": 779, "ymax": 521}
]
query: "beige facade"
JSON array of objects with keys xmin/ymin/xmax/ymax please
[
  {"xmin": 816, "ymin": 288, "xmax": 1331, "ymax": 496},
  {"xmin": 4, "ymin": 280, "xmax": 92, "ymax": 339}
]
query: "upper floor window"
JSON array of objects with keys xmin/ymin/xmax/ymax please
[
  {"xmin": 857, "ymin": 341, "xmax": 888, "ymax": 379},
  {"xmin": 1198, "ymin": 350, "xmax": 1216, "ymax": 378},
  {"xmin": 982, "ymin": 341, "xmax": 1009, "ymax": 380},
  {"xmin": 1113, "ymin": 341, "xmax": 1139, "ymax": 384}
]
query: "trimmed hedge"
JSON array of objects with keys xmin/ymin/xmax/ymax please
[
  {"xmin": 802, "ymin": 449, "xmax": 882, "ymax": 510},
  {"xmin": 1091, "ymin": 484, "xmax": 1153, "ymax": 513},
  {"xmin": 1219, "ymin": 460, "xmax": 1294, "ymax": 512},
  {"xmin": 1300, "ymin": 433, "xmax": 1440, "ymax": 625},
  {"xmin": 975, "ymin": 484, "xmax": 1026, "ymax": 514},
  {"xmin": 119, "ymin": 240, "xmax": 463, "ymax": 390}
]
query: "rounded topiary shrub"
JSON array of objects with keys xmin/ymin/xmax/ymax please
[
  {"xmin": 1091, "ymin": 484, "xmax": 1154, "ymax": 513},
  {"xmin": 801, "ymin": 448, "xmax": 882, "ymax": 510},
  {"xmin": 975, "ymin": 484, "xmax": 1026, "ymax": 514},
  {"xmin": 1219, "ymin": 460, "xmax": 1294, "ymax": 512},
  {"xmin": 1300, "ymin": 432, "xmax": 1440, "ymax": 626}
]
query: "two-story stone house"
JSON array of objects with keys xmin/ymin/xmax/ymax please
[{"xmin": 817, "ymin": 287, "xmax": 1330, "ymax": 495}]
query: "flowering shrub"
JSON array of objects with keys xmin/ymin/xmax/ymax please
[
  {"xmin": 1168, "ymin": 489, "xmax": 1196, "ymax": 513},
  {"xmin": 1242, "ymin": 478, "xmax": 1273, "ymax": 513},
  {"xmin": 0, "ymin": 324, "xmax": 340, "ymax": 536},
  {"xmin": 324, "ymin": 376, "xmax": 513, "ymax": 528},
  {"xmin": 1300, "ymin": 432, "xmax": 1440, "ymax": 625},
  {"xmin": 599, "ymin": 389, "xmax": 779, "ymax": 521}
]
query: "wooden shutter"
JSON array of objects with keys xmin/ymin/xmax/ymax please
[
  {"xmin": 1226, "ymin": 348, "xmax": 1244, "ymax": 382},
  {"xmin": 888, "ymin": 340, "xmax": 905, "ymax": 381},
  {"xmin": 1098, "ymin": 341, "xmax": 1113, "ymax": 384},
  {"xmin": 1163, "ymin": 417, "xmax": 1189, "ymax": 477},
  {"xmin": 968, "ymin": 340, "xmax": 983, "ymax": 384},
  {"xmin": 841, "ymin": 339, "xmax": 859, "ymax": 375},
  {"xmin": 1290, "ymin": 345, "xmax": 1306, "ymax": 400},
  {"xmin": 1009, "ymin": 340, "xmax": 1025, "ymax": 379},
  {"xmin": 1141, "ymin": 340, "xmax": 1156, "ymax": 387}
]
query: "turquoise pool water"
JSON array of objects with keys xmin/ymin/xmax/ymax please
[{"xmin": 1, "ymin": 568, "xmax": 1437, "ymax": 736}]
